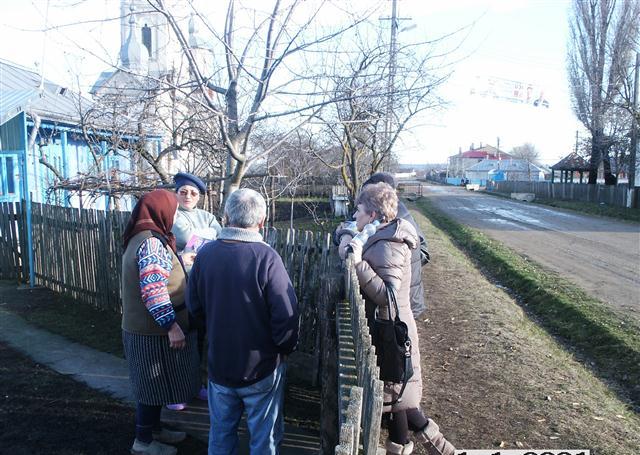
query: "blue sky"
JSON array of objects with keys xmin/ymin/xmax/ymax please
[{"xmin": 0, "ymin": 0, "xmax": 580, "ymax": 165}]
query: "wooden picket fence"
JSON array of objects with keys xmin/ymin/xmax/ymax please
[
  {"xmin": 0, "ymin": 202, "xmax": 28, "ymax": 281},
  {"xmin": 0, "ymin": 201, "xmax": 386, "ymax": 454},
  {"xmin": 263, "ymin": 226, "xmax": 339, "ymax": 355},
  {"xmin": 335, "ymin": 255, "xmax": 384, "ymax": 455},
  {"xmin": 29, "ymin": 202, "xmax": 129, "ymax": 311},
  {"xmin": 0, "ymin": 202, "xmax": 337, "ymax": 357},
  {"xmin": 492, "ymin": 181, "xmax": 639, "ymax": 208}
]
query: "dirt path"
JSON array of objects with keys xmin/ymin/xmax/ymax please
[
  {"xmin": 409, "ymin": 203, "xmax": 640, "ymax": 455},
  {"xmin": 422, "ymin": 184, "xmax": 640, "ymax": 324}
]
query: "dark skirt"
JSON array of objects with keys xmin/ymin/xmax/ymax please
[{"xmin": 123, "ymin": 330, "xmax": 200, "ymax": 405}]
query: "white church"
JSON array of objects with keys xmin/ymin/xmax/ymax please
[{"xmin": 90, "ymin": 1, "xmax": 215, "ymax": 177}]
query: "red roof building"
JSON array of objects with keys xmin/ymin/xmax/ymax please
[{"xmin": 448, "ymin": 144, "xmax": 512, "ymax": 177}]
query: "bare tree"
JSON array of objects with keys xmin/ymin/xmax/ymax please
[
  {"xmin": 147, "ymin": 0, "xmax": 373, "ymax": 207},
  {"xmin": 509, "ymin": 143, "xmax": 540, "ymax": 164},
  {"xmin": 47, "ymin": 67, "xmax": 226, "ymax": 208},
  {"xmin": 311, "ymin": 25, "xmax": 450, "ymax": 202},
  {"xmin": 249, "ymin": 127, "xmax": 334, "ymax": 227},
  {"xmin": 567, "ymin": 0, "xmax": 640, "ymax": 184}
]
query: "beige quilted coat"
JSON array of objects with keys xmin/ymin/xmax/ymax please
[{"xmin": 355, "ymin": 218, "xmax": 422, "ymax": 412}]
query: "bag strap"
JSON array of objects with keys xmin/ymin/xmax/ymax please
[
  {"xmin": 385, "ymin": 284, "xmax": 401, "ymax": 322},
  {"xmin": 383, "ymin": 355, "xmax": 412, "ymax": 407}
]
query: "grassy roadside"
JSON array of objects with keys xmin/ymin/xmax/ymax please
[
  {"xmin": 481, "ymin": 190, "xmax": 640, "ymax": 223},
  {"xmin": 410, "ymin": 205, "xmax": 640, "ymax": 453},
  {"xmin": 413, "ymin": 197, "xmax": 640, "ymax": 410},
  {"xmin": 533, "ymin": 198, "xmax": 640, "ymax": 222}
]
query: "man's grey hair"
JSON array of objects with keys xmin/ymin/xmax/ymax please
[{"xmin": 224, "ymin": 188, "xmax": 267, "ymax": 228}]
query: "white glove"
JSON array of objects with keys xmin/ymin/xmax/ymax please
[
  {"xmin": 338, "ymin": 234, "xmax": 353, "ymax": 260},
  {"xmin": 348, "ymin": 239, "xmax": 363, "ymax": 264}
]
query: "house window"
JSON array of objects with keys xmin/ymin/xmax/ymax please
[
  {"xmin": 6, "ymin": 156, "xmax": 15, "ymax": 194},
  {"xmin": 142, "ymin": 24, "xmax": 152, "ymax": 58}
]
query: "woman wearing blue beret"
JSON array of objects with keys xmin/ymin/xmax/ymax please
[
  {"xmin": 169, "ymin": 172, "xmax": 222, "ymax": 409},
  {"xmin": 171, "ymin": 172, "xmax": 222, "ymax": 265}
]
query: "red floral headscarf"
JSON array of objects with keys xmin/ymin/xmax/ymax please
[{"xmin": 122, "ymin": 189, "xmax": 178, "ymax": 252}]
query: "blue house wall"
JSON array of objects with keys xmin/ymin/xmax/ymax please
[
  {"xmin": 0, "ymin": 113, "xmax": 26, "ymax": 203},
  {"xmin": 1, "ymin": 112, "xmax": 139, "ymax": 210}
]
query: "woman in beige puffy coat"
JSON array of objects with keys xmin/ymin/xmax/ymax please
[{"xmin": 342, "ymin": 182, "xmax": 455, "ymax": 455}]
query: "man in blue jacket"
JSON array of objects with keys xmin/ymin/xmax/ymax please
[{"xmin": 187, "ymin": 188, "xmax": 299, "ymax": 455}]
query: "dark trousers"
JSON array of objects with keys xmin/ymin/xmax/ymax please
[
  {"xmin": 388, "ymin": 408, "xmax": 429, "ymax": 444},
  {"xmin": 135, "ymin": 402, "xmax": 162, "ymax": 443}
]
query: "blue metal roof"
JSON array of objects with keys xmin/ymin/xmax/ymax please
[
  {"xmin": 0, "ymin": 58, "xmax": 91, "ymax": 126},
  {"xmin": 467, "ymin": 158, "xmax": 545, "ymax": 173},
  {"xmin": 0, "ymin": 89, "xmax": 35, "ymax": 124},
  {"xmin": 1, "ymin": 58, "xmax": 163, "ymax": 139}
]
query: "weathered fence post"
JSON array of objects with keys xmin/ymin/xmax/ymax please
[{"xmin": 319, "ymin": 275, "xmax": 341, "ymax": 454}]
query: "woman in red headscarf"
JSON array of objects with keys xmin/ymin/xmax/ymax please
[{"xmin": 121, "ymin": 189, "xmax": 199, "ymax": 455}]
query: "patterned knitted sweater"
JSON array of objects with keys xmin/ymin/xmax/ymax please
[{"xmin": 137, "ymin": 237, "xmax": 176, "ymax": 329}]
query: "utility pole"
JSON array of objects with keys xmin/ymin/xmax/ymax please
[
  {"xmin": 386, "ymin": 0, "xmax": 398, "ymax": 159},
  {"xmin": 380, "ymin": 0, "xmax": 410, "ymax": 171},
  {"xmin": 628, "ymin": 52, "xmax": 639, "ymax": 192}
]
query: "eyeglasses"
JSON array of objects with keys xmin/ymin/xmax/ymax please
[{"xmin": 178, "ymin": 190, "xmax": 200, "ymax": 197}]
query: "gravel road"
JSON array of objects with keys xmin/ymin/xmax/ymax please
[{"xmin": 423, "ymin": 184, "xmax": 640, "ymax": 323}]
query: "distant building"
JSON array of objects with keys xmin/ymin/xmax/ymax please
[
  {"xmin": 465, "ymin": 158, "xmax": 546, "ymax": 184},
  {"xmin": 447, "ymin": 144, "xmax": 512, "ymax": 179},
  {"xmin": 92, "ymin": 1, "xmax": 172, "ymax": 96}
]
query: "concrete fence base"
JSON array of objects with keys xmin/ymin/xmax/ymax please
[{"xmin": 510, "ymin": 193, "xmax": 535, "ymax": 202}]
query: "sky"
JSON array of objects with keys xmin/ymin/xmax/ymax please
[{"xmin": 0, "ymin": 0, "xmax": 581, "ymax": 166}]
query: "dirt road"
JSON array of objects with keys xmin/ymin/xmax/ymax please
[
  {"xmin": 409, "ymin": 206, "xmax": 640, "ymax": 454},
  {"xmin": 423, "ymin": 184, "xmax": 640, "ymax": 323}
]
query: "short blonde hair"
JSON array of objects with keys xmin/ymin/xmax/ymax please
[{"xmin": 356, "ymin": 182, "xmax": 398, "ymax": 222}]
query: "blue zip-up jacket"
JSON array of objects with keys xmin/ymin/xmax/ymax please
[{"xmin": 187, "ymin": 234, "xmax": 299, "ymax": 388}]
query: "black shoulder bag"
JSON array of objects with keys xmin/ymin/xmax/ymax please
[{"xmin": 372, "ymin": 285, "xmax": 414, "ymax": 406}]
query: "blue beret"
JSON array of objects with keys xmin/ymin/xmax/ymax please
[{"xmin": 173, "ymin": 172, "xmax": 206, "ymax": 194}]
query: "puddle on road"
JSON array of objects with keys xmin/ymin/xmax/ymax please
[
  {"xmin": 493, "ymin": 208, "xmax": 544, "ymax": 226},
  {"xmin": 484, "ymin": 218, "xmax": 521, "ymax": 227},
  {"xmin": 451, "ymin": 206, "xmax": 546, "ymax": 229}
]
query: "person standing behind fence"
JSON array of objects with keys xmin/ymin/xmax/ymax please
[
  {"xmin": 169, "ymin": 172, "xmax": 222, "ymax": 409},
  {"xmin": 342, "ymin": 182, "xmax": 454, "ymax": 455},
  {"xmin": 172, "ymin": 172, "xmax": 222, "ymax": 269},
  {"xmin": 336, "ymin": 172, "xmax": 430, "ymax": 318},
  {"xmin": 121, "ymin": 189, "xmax": 200, "ymax": 455},
  {"xmin": 187, "ymin": 188, "xmax": 299, "ymax": 455}
]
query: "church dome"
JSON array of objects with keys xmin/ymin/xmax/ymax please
[{"xmin": 120, "ymin": 3, "xmax": 149, "ymax": 72}]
